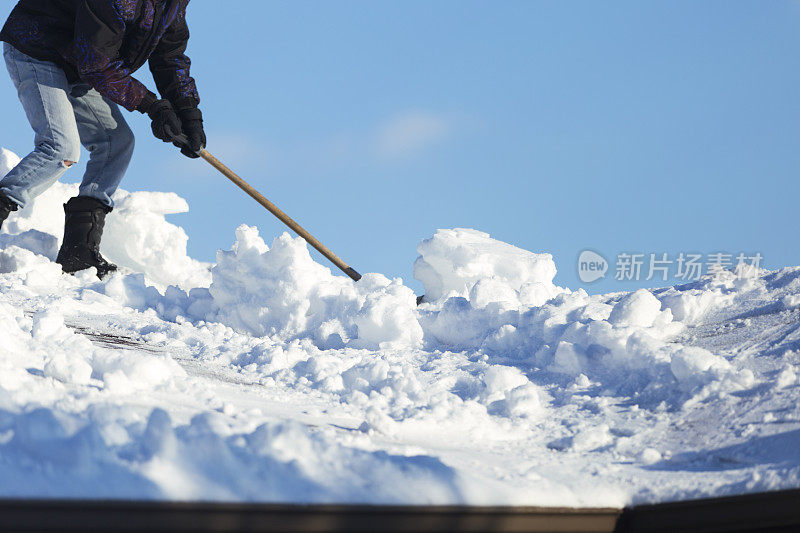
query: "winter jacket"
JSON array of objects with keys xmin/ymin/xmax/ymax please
[{"xmin": 0, "ymin": 0, "xmax": 199, "ymax": 113}]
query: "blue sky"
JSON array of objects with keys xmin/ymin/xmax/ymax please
[{"xmin": 2, "ymin": 1, "xmax": 799, "ymax": 294}]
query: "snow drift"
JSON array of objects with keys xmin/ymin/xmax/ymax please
[{"xmin": 1, "ymin": 147, "xmax": 799, "ymax": 506}]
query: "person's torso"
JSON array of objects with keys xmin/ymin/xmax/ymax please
[
  {"xmin": 1, "ymin": 0, "xmax": 187, "ymax": 76},
  {"xmin": 114, "ymin": 0, "xmax": 183, "ymax": 71}
]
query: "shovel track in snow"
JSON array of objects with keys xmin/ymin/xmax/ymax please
[
  {"xmin": 67, "ymin": 324, "xmax": 163, "ymax": 353},
  {"xmin": 0, "ymin": 489, "xmax": 798, "ymax": 532}
]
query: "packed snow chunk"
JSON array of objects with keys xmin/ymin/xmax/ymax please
[
  {"xmin": 556, "ymin": 424, "xmax": 614, "ymax": 453},
  {"xmin": 30, "ymin": 309, "xmax": 94, "ymax": 384},
  {"xmin": 103, "ymin": 190, "xmax": 211, "ymax": 291},
  {"xmin": 548, "ymin": 341, "xmax": 585, "ymax": 375},
  {"xmin": 775, "ymin": 365, "xmax": 799, "ymax": 389},
  {"xmin": 482, "ymin": 365, "xmax": 529, "ymax": 402},
  {"xmin": 414, "ymin": 228, "xmax": 560, "ymax": 305},
  {"xmin": 351, "ymin": 274, "xmax": 423, "ymax": 350},
  {"xmin": 670, "ymin": 347, "xmax": 732, "ymax": 389},
  {"xmin": 29, "ymin": 307, "xmax": 97, "ymax": 358},
  {"xmin": 32, "ymin": 308, "xmax": 74, "ymax": 342},
  {"xmin": 574, "ymin": 424, "xmax": 614, "ymax": 452},
  {"xmin": 478, "ymin": 365, "xmax": 548, "ymax": 418},
  {"xmin": 608, "ymin": 289, "xmax": 667, "ymax": 328},
  {"xmin": 502, "ymin": 383, "xmax": 546, "ymax": 418},
  {"xmin": 208, "ymin": 226, "xmax": 422, "ymax": 349},
  {"xmin": 659, "ymin": 289, "xmax": 726, "ymax": 325},
  {"xmin": 638, "ymin": 448, "xmax": 663, "ymax": 465},
  {"xmin": 43, "ymin": 354, "xmax": 93, "ymax": 385},
  {"xmin": 93, "ymin": 352, "xmax": 187, "ymax": 394}
]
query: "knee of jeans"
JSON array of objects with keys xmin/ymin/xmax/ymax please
[
  {"xmin": 116, "ymin": 125, "xmax": 136, "ymax": 156},
  {"xmin": 60, "ymin": 154, "xmax": 80, "ymax": 168},
  {"xmin": 39, "ymin": 139, "xmax": 81, "ymax": 168}
]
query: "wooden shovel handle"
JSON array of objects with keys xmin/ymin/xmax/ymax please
[{"xmin": 195, "ymin": 146, "xmax": 362, "ymax": 282}]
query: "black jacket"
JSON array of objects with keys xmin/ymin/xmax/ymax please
[{"xmin": 0, "ymin": 0, "xmax": 199, "ymax": 113}]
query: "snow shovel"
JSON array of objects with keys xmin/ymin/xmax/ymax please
[{"xmin": 169, "ymin": 133, "xmax": 364, "ymax": 282}]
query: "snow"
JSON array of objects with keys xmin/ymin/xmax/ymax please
[
  {"xmin": 415, "ymin": 228, "xmax": 561, "ymax": 306},
  {"xmin": 204, "ymin": 225, "xmax": 422, "ymax": 349},
  {"xmin": 2, "ymin": 147, "xmax": 800, "ymax": 506}
]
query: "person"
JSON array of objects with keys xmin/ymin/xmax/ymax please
[{"xmin": 0, "ymin": 0, "xmax": 206, "ymax": 277}]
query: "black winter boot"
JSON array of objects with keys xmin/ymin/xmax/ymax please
[
  {"xmin": 56, "ymin": 196, "xmax": 118, "ymax": 279},
  {"xmin": 0, "ymin": 191, "xmax": 18, "ymax": 232}
]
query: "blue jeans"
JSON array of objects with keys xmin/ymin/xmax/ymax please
[{"xmin": 1, "ymin": 43, "xmax": 134, "ymax": 209}]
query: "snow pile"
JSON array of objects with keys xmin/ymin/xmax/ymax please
[
  {"xmin": 179, "ymin": 228, "xmax": 542, "ymax": 425},
  {"xmin": 1, "ymin": 145, "xmax": 800, "ymax": 506},
  {"xmin": 204, "ymin": 225, "xmax": 422, "ymax": 350},
  {"xmin": 103, "ymin": 190, "xmax": 211, "ymax": 290},
  {"xmin": 414, "ymin": 239, "xmax": 754, "ymax": 408},
  {"xmin": 657, "ymin": 266, "xmax": 764, "ymax": 325}
]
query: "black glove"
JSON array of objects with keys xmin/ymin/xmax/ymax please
[
  {"xmin": 147, "ymin": 99, "xmax": 182, "ymax": 144},
  {"xmin": 176, "ymin": 108, "xmax": 206, "ymax": 159}
]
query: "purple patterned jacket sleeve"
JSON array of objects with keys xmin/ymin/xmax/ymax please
[
  {"xmin": 148, "ymin": 7, "xmax": 200, "ymax": 110},
  {"xmin": 70, "ymin": 0, "xmax": 152, "ymax": 112}
]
